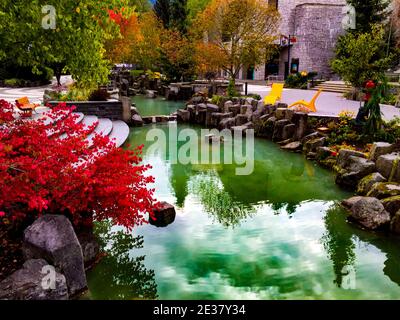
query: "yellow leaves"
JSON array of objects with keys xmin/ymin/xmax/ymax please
[{"xmin": 76, "ymin": 7, "xmax": 80, "ymax": 14}]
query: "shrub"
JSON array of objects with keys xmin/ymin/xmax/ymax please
[
  {"xmin": 0, "ymin": 100, "xmax": 157, "ymax": 230},
  {"xmin": 284, "ymin": 71, "xmax": 317, "ymax": 89},
  {"xmin": 88, "ymin": 88, "xmax": 111, "ymax": 101},
  {"xmin": 227, "ymin": 79, "xmax": 238, "ymax": 97}
]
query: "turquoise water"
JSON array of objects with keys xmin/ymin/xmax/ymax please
[
  {"xmin": 132, "ymin": 95, "xmax": 183, "ymax": 116},
  {"xmin": 86, "ymin": 101, "xmax": 400, "ymax": 300}
]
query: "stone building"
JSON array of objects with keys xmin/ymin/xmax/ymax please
[{"xmin": 237, "ymin": 0, "xmax": 347, "ymax": 81}]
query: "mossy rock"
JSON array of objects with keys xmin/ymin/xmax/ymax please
[
  {"xmin": 381, "ymin": 196, "xmax": 400, "ymax": 216},
  {"xmin": 357, "ymin": 172, "xmax": 387, "ymax": 195},
  {"xmin": 367, "ymin": 182, "xmax": 400, "ymax": 200},
  {"xmin": 319, "ymin": 158, "xmax": 337, "ymax": 170}
]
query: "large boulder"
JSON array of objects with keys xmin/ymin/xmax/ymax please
[
  {"xmin": 376, "ymin": 152, "xmax": 400, "ymax": 181},
  {"xmin": 281, "ymin": 141, "xmax": 302, "ymax": 152},
  {"xmin": 145, "ymin": 90, "xmax": 157, "ymax": 99},
  {"xmin": 337, "ymin": 149, "xmax": 366, "ymax": 169},
  {"xmin": 0, "ymin": 259, "xmax": 68, "ymax": 300},
  {"xmin": 349, "ymin": 197, "xmax": 391, "ymax": 230},
  {"xmin": 131, "ymin": 114, "xmax": 144, "ymax": 127},
  {"xmin": 228, "ymin": 104, "xmax": 241, "ymax": 117},
  {"xmin": 150, "ymin": 202, "xmax": 176, "ymax": 227},
  {"xmin": 275, "ymin": 108, "xmax": 287, "ymax": 120},
  {"xmin": 235, "ymin": 114, "xmax": 250, "ymax": 126},
  {"xmin": 282, "ymin": 124, "xmax": 296, "ymax": 141},
  {"xmin": 77, "ymin": 231, "xmax": 100, "ymax": 268},
  {"xmin": 336, "ymin": 156, "xmax": 376, "ymax": 189},
  {"xmin": 292, "ymin": 112, "xmax": 308, "ymax": 140},
  {"xmin": 23, "ymin": 215, "xmax": 87, "ymax": 296},
  {"xmin": 219, "ymin": 117, "xmax": 235, "ymax": 130},
  {"xmin": 177, "ymin": 109, "xmax": 190, "ymax": 122},
  {"xmin": 367, "ymin": 182, "xmax": 400, "ymax": 199},
  {"xmin": 357, "ymin": 172, "xmax": 387, "ymax": 195},
  {"xmin": 381, "ymin": 196, "xmax": 400, "ymax": 216},
  {"xmin": 369, "ymin": 142, "xmax": 395, "ymax": 162},
  {"xmin": 272, "ymin": 119, "xmax": 290, "ymax": 142},
  {"xmin": 342, "ymin": 196, "xmax": 364, "ymax": 210},
  {"xmin": 303, "ymin": 137, "xmax": 326, "ymax": 154}
]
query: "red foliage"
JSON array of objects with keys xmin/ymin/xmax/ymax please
[{"xmin": 0, "ymin": 100, "xmax": 157, "ymax": 230}]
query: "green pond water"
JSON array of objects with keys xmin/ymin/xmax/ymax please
[
  {"xmin": 132, "ymin": 95, "xmax": 183, "ymax": 116},
  {"xmin": 86, "ymin": 99, "xmax": 400, "ymax": 300}
]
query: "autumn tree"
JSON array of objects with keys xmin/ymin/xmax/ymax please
[{"xmin": 193, "ymin": 0, "xmax": 280, "ymax": 84}]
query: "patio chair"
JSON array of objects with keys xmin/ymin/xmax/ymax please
[
  {"xmin": 264, "ymin": 83, "xmax": 284, "ymax": 105},
  {"xmin": 288, "ymin": 89, "xmax": 322, "ymax": 113},
  {"xmin": 15, "ymin": 96, "xmax": 39, "ymax": 117}
]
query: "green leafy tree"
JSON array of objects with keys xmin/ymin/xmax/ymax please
[
  {"xmin": 331, "ymin": 25, "xmax": 395, "ymax": 90},
  {"xmin": 347, "ymin": 0, "xmax": 391, "ymax": 33},
  {"xmin": 0, "ymin": 0, "xmax": 128, "ymax": 87}
]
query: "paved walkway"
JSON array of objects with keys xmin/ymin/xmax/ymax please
[
  {"xmin": 246, "ymin": 85, "xmax": 400, "ymax": 121},
  {"xmin": 0, "ymin": 76, "xmax": 73, "ymax": 104},
  {"xmin": 1, "ymin": 80, "xmax": 399, "ymax": 121}
]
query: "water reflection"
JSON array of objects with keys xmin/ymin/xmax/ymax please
[
  {"xmin": 321, "ymin": 203, "xmax": 356, "ymax": 288},
  {"xmin": 87, "ymin": 222, "xmax": 158, "ymax": 300},
  {"xmin": 190, "ymin": 173, "xmax": 255, "ymax": 228}
]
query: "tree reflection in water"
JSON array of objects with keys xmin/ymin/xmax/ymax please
[
  {"xmin": 190, "ymin": 173, "xmax": 255, "ymax": 228},
  {"xmin": 321, "ymin": 203, "xmax": 357, "ymax": 288},
  {"xmin": 87, "ymin": 221, "xmax": 158, "ymax": 300}
]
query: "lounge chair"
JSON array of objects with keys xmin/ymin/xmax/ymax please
[
  {"xmin": 288, "ymin": 89, "xmax": 322, "ymax": 113},
  {"xmin": 15, "ymin": 97, "xmax": 39, "ymax": 117},
  {"xmin": 264, "ymin": 83, "xmax": 284, "ymax": 105}
]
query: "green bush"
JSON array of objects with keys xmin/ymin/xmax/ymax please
[
  {"xmin": 227, "ymin": 79, "xmax": 238, "ymax": 97},
  {"xmin": 130, "ymin": 70, "xmax": 145, "ymax": 78},
  {"xmin": 285, "ymin": 71, "xmax": 317, "ymax": 89}
]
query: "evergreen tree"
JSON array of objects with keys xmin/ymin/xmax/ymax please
[
  {"xmin": 154, "ymin": 0, "xmax": 171, "ymax": 28},
  {"xmin": 170, "ymin": 0, "xmax": 188, "ymax": 34},
  {"xmin": 347, "ymin": 0, "xmax": 391, "ymax": 32}
]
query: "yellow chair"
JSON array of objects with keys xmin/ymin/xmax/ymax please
[
  {"xmin": 288, "ymin": 89, "xmax": 323, "ymax": 113},
  {"xmin": 264, "ymin": 83, "xmax": 284, "ymax": 105}
]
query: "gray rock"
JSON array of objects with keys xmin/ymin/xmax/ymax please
[
  {"xmin": 131, "ymin": 114, "xmax": 144, "ymax": 127},
  {"xmin": 281, "ymin": 141, "xmax": 302, "ymax": 152},
  {"xmin": 228, "ymin": 104, "xmax": 241, "ymax": 116},
  {"xmin": 337, "ymin": 149, "xmax": 366, "ymax": 169},
  {"xmin": 177, "ymin": 109, "xmax": 190, "ymax": 122},
  {"xmin": 336, "ymin": 156, "xmax": 376, "ymax": 189},
  {"xmin": 272, "ymin": 119, "xmax": 290, "ymax": 142},
  {"xmin": 390, "ymin": 211, "xmax": 400, "ymax": 234},
  {"xmin": 342, "ymin": 196, "xmax": 363, "ymax": 209},
  {"xmin": 282, "ymin": 124, "xmax": 296, "ymax": 141},
  {"xmin": 316, "ymin": 146, "xmax": 333, "ymax": 160},
  {"xmin": 301, "ymin": 132, "xmax": 320, "ymax": 144},
  {"xmin": 284, "ymin": 109, "xmax": 295, "ymax": 122},
  {"xmin": 77, "ymin": 232, "xmax": 100, "ymax": 267},
  {"xmin": 23, "ymin": 215, "xmax": 87, "ymax": 296},
  {"xmin": 275, "ymin": 108, "xmax": 287, "ymax": 120},
  {"xmin": 145, "ymin": 90, "xmax": 157, "ymax": 99},
  {"xmin": 235, "ymin": 114, "xmax": 250, "ymax": 126},
  {"xmin": 150, "ymin": 202, "xmax": 176, "ymax": 228},
  {"xmin": 349, "ymin": 197, "xmax": 391, "ymax": 230},
  {"xmin": 231, "ymin": 122, "xmax": 254, "ymax": 135},
  {"xmin": 219, "ymin": 117, "xmax": 235, "ymax": 130},
  {"xmin": 303, "ymin": 137, "xmax": 326, "ymax": 154},
  {"xmin": 376, "ymin": 152, "xmax": 400, "ymax": 181},
  {"xmin": 367, "ymin": 182, "xmax": 400, "ymax": 199},
  {"xmin": 277, "ymin": 103, "xmax": 288, "ymax": 109},
  {"xmin": 369, "ymin": 142, "xmax": 395, "ymax": 162},
  {"xmin": 357, "ymin": 172, "xmax": 387, "ymax": 195},
  {"xmin": 224, "ymin": 100, "xmax": 233, "ymax": 113},
  {"xmin": 292, "ymin": 112, "xmax": 308, "ymax": 140},
  {"xmin": 0, "ymin": 259, "xmax": 68, "ymax": 300},
  {"xmin": 381, "ymin": 196, "xmax": 400, "ymax": 216},
  {"xmin": 130, "ymin": 106, "xmax": 139, "ymax": 115}
]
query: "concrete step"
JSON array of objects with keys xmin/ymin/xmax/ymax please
[
  {"xmin": 108, "ymin": 120, "xmax": 130, "ymax": 148},
  {"xmin": 86, "ymin": 118, "xmax": 113, "ymax": 145}
]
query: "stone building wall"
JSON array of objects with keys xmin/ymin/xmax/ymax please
[
  {"xmin": 288, "ymin": 3, "xmax": 346, "ymax": 78},
  {"xmin": 249, "ymin": 0, "xmax": 347, "ymax": 81}
]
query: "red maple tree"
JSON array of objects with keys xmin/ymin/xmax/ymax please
[{"xmin": 0, "ymin": 100, "xmax": 157, "ymax": 230}]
